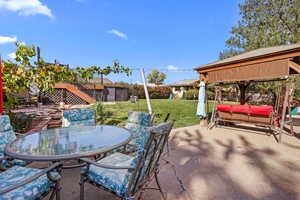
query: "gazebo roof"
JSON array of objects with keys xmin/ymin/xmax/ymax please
[
  {"xmin": 195, "ymin": 43, "xmax": 300, "ymax": 71},
  {"xmin": 169, "ymin": 79, "xmax": 198, "ymax": 87},
  {"xmin": 194, "ymin": 44, "xmax": 300, "ymax": 83}
]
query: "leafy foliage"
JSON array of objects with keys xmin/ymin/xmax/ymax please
[
  {"xmin": 183, "ymin": 89, "xmax": 199, "ymax": 100},
  {"xmin": 8, "ymin": 112, "xmax": 33, "ymax": 133},
  {"xmin": 2, "ymin": 42, "xmax": 132, "ymax": 110},
  {"xmin": 128, "ymin": 84, "xmax": 172, "ymax": 99},
  {"xmin": 221, "ymin": 0, "xmax": 300, "ymax": 58},
  {"xmin": 219, "ymin": 49, "xmax": 243, "ymax": 60},
  {"xmin": 147, "ymin": 70, "xmax": 166, "ymax": 85}
]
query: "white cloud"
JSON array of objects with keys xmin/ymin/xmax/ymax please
[
  {"xmin": 0, "ymin": 0, "xmax": 54, "ymax": 19},
  {"xmin": 0, "ymin": 35, "xmax": 17, "ymax": 44},
  {"xmin": 108, "ymin": 29, "xmax": 128, "ymax": 40},
  {"xmin": 167, "ymin": 65, "xmax": 179, "ymax": 71},
  {"xmin": 7, "ymin": 52, "xmax": 16, "ymax": 59}
]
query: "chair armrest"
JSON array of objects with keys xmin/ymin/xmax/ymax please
[
  {"xmin": 14, "ymin": 132, "xmax": 24, "ymax": 138},
  {"xmin": 127, "ymin": 143, "xmax": 138, "ymax": 147},
  {"xmin": 131, "ymin": 136, "xmax": 139, "ymax": 139},
  {"xmin": 80, "ymin": 158, "xmax": 135, "ymax": 171},
  {"xmin": 0, "ymin": 156, "xmax": 6, "ymax": 162},
  {"xmin": 0, "ymin": 156, "xmax": 14, "ymax": 170},
  {"xmin": 0, "ymin": 162, "xmax": 62, "ymax": 195}
]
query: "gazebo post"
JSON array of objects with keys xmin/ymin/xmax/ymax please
[{"xmin": 238, "ymin": 81, "xmax": 250, "ymax": 105}]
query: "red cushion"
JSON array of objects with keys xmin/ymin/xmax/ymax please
[
  {"xmin": 217, "ymin": 104, "xmax": 231, "ymax": 112},
  {"xmin": 217, "ymin": 104, "xmax": 273, "ymax": 116},
  {"xmin": 231, "ymin": 105, "xmax": 250, "ymax": 114},
  {"xmin": 249, "ymin": 105, "xmax": 273, "ymax": 116}
]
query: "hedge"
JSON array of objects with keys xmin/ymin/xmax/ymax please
[
  {"xmin": 183, "ymin": 89, "xmax": 199, "ymax": 100},
  {"xmin": 128, "ymin": 84, "xmax": 172, "ymax": 99}
]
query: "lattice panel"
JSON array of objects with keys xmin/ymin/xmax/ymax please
[
  {"xmin": 43, "ymin": 89, "xmax": 64, "ymax": 104},
  {"xmin": 65, "ymin": 90, "xmax": 87, "ymax": 105},
  {"xmin": 43, "ymin": 89, "xmax": 88, "ymax": 105}
]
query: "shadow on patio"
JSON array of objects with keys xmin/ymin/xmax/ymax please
[
  {"xmin": 43, "ymin": 125, "xmax": 300, "ymax": 200},
  {"xmin": 143, "ymin": 125, "xmax": 300, "ymax": 200}
]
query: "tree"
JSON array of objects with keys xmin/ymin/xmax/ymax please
[
  {"xmin": 3, "ymin": 42, "xmax": 76, "ymax": 108},
  {"xmin": 221, "ymin": 0, "xmax": 300, "ymax": 59},
  {"xmin": 219, "ymin": 49, "xmax": 243, "ymax": 60},
  {"xmin": 147, "ymin": 70, "xmax": 166, "ymax": 85},
  {"xmin": 2, "ymin": 42, "xmax": 132, "ymax": 109},
  {"xmin": 219, "ymin": 0, "xmax": 300, "ymax": 104}
]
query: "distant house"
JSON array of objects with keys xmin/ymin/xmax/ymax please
[
  {"xmin": 168, "ymin": 79, "xmax": 198, "ymax": 98},
  {"xmin": 42, "ymin": 77, "xmax": 129, "ymax": 105}
]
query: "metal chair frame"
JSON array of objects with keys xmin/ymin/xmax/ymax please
[
  {"xmin": 0, "ymin": 160, "xmax": 63, "ymax": 200},
  {"xmin": 79, "ymin": 121, "xmax": 175, "ymax": 200}
]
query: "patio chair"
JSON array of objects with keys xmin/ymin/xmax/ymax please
[
  {"xmin": 79, "ymin": 121, "xmax": 175, "ymax": 200},
  {"xmin": 0, "ymin": 115, "xmax": 30, "ymax": 170},
  {"xmin": 62, "ymin": 108, "xmax": 95, "ymax": 128},
  {"xmin": 123, "ymin": 111, "xmax": 152, "ymax": 152},
  {"xmin": 0, "ymin": 161, "xmax": 62, "ymax": 200}
]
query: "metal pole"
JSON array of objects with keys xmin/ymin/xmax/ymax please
[
  {"xmin": 140, "ymin": 68, "xmax": 152, "ymax": 114},
  {"xmin": 279, "ymin": 83, "xmax": 290, "ymax": 143}
]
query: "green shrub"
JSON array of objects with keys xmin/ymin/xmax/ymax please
[
  {"xmin": 128, "ymin": 84, "xmax": 172, "ymax": 99},
  {"xmin": 183, "ymin": 89, "xmax": 199, "ymax": 100},
  {"xmin": 8, "ymin": 112, "xmax": 33, "ymax": 133}
]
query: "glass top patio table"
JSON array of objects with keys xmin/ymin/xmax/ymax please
[{"xmin": 5, "ymin": 125, "xmax": 133, "ymax": 161}]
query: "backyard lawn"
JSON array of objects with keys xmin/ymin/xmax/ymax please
[{"xmin": 98, "ymin": 99, "xmax": 216, "ymax": 128}]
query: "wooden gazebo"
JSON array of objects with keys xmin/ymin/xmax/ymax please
[{"xmin": 194, "ymin": 44, "xmax": 300, "ymax": 142}]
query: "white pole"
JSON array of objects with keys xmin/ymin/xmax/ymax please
[{"xmin": 140, "ymin": 68, "xmax": 152, "ymax": 114}]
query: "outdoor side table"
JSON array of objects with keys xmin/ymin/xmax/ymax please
[{"xmin": 5, "ymin": 125, "xmax": 133, "ymax": 167}]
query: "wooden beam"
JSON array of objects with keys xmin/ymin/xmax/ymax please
[
  {"xmin": 289, "ymin": 60, "xmax": 300, "ymax": 73},
  {"xmin": 196, "ymin": 51, "xmax": 300, "ymax": 73}
]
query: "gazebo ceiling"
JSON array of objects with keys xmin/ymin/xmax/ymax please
[{"xmin": 194, "ymin": 44, "xmax": 300, "ymax": 83}]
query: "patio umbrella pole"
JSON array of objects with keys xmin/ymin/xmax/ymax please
[{"xmin": 140, "ymin": 68, "xmax": 152, "ymax": 115}]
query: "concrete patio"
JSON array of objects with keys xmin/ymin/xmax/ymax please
[{"xmin": 42, "ymin": 124, "xmax": 300, "ymax": 200}]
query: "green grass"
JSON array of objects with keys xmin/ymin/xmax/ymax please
[{"xmin": 99, "ymin": 99, "xmax": 217, "ymax": 128}]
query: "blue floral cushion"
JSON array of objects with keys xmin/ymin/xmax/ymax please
[
  {"xmin": 0, "ymin": 116, "xmax": 30, "ymax": 169},
  {"xmin": 0, "ymin": 157, "xmax": 30, "ymax": 169},
  {"xmin": 124, "ymin": 112, "xmax": 152, "ymax": 150},
  {"xmin": 62, "ymin": 109, "xmax": 95, "ymax": 127},
  {"xmin": 125, "ymin": 123, "xmax": 150, "ymax": 150},
  {"xmin": 65, "ymin": 119, "xmax": 95, "ymax": 127},
  {"xmin": 85, "ymin": 152, "xmax": 136, "ymax": 197},
  {"xmin": 0, "ymin": 166, "xmax": 59, "ymax": 200},
  {"xmin": 0, "ymin": 130, "xmax": 16, "ymax": 157},
  {"xmin": 0, "ymin": 116, "xmax": 13, "ymax": 132},
  {"xmin": 126, "ymin": 112, "xmax": 151, "ymax": 127}
]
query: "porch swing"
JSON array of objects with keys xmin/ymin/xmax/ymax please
[
  {"xmin": 194, "ymin": 44, "xmax": 300, "ymax": 143},
  {"xmin": 209, "ymin": 81, "xmax": 295, "ymax": 141}
]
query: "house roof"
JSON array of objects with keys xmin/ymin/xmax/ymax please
[
  {"xmin": 194, "ymin": 43, "xmax": 300, "ymax": 71},
  {"xmin": 77, "ymin": 77, "xmax": 113, "ymax": 84},
  {"xmin": 169, "ymin": 79, "xmax": 198, "ymax": 87}
]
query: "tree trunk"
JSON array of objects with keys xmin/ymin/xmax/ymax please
[
  {"xmin": 100, "ymin": 74, "xmax": 104, "ymax": 85},
  {"xmin": 238, "ymin": 82, "xmax": 250, "ymax": 105}
]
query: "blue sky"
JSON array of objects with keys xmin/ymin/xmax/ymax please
[{"xmin": 0, "ymin": 0, "xmax": 241, "ymax": 84}]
